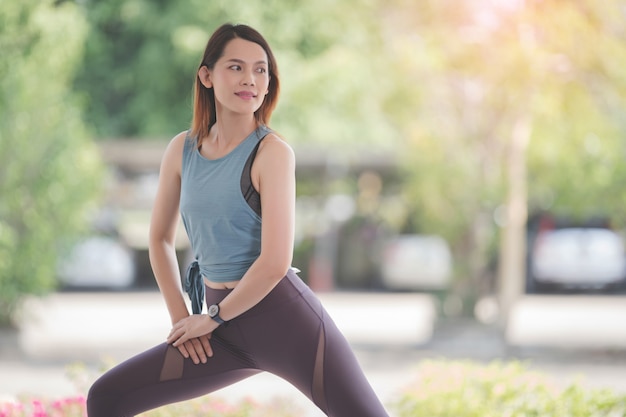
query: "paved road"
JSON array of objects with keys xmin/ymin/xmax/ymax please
[{"xmin": 2, "ymin": 291, "xmax": 626, "ymax": 417}]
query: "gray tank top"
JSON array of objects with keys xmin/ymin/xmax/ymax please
[{"xmin": 180, "ymin": 125, "xmax": 271, "ymax": 283}]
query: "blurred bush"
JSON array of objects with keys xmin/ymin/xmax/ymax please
[
  {"xmin": 4, "ymin": 359, "xmax": 626, "ymax": 416},
  {"xmin": 394, "ymin": 360, "xmax": 626, "ymax": 417},
  {"xmin": 0, "ymin": 0, "xmax": 104, "ymax": 325}
]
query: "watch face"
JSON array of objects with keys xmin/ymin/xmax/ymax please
[{"xmin": 208, "ymin": 304, "xmax": 219, "ymax": 317}]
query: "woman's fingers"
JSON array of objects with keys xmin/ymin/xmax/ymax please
[
  {"xmin": 184, "ymin": 340, "xmax": 202, "ymax": 364},
  {"xmin": 167, "ymin": 316, "xmax": 214, "ymax": 364},
  {"xmin": 176, "ymin": 338, "xmax": 210, "ymax": 364},
  {"xmin": 199, "ymin": 334, "xmax": 214, "ymax": 358},
  {"xmin": 192, "ymin": 338, "xmax": 208, "ymax": 363},
  {"xmin": 176, "ymin": 342, "xmax": 190, "ymax": 359},
  {"xmin": 166, "ymin": 326, "xmax": 185, "ymax": 345}
]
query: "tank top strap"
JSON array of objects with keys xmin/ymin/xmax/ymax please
[{"xmin": 181, "ymin": 130, "xmax": 197, "ymax": 178}]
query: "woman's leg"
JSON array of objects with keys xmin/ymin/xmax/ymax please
[
  {"xmin": 88, "ymin": 271, "xmax": 389, "ymax": 417},
  {"xmin": 235, "ymin": 270, "xmax": 390, "ymax": 417},
  {"xmin": 87, "ymin": 327, "xmax": 260, "ymax": 416}
]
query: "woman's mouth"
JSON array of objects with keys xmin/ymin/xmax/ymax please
[{"xmin": 235, "ymin": 91, "xmax": 256, "ymax": 100}]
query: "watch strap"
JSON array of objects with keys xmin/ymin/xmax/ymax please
[{"xmin": 208, "ymin": 304, "xmax": 227, "ymax": 325}]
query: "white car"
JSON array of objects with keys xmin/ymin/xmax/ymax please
[
  {"xmin": 381, "ymin": 234, "xmax": 452, "ymax": 291},
  {"xmin": 531, "ymin": 228, "xmax": 626, "ymax": 289},
  {"xmin": 57, "ymin": 236, "xmax": 136, "ymax": 289}
]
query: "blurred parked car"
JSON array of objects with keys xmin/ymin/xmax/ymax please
[
  {"xmin": 381, "ymin": 234, "xmax": 452, "ymax": 291},
  {"xmin": 531, "ymin": 228, "xmax": 626, "ymax": 290},
  {"xmin": 57, "ymin": 236, "xmax": 136, "ymax": 289}
]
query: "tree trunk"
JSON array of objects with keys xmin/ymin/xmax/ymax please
[{"xmin": 498, "ymin": 113, "xmax": 532, "ymax": 324}]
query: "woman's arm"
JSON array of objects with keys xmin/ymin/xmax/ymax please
[
  {"xmin": 168, "ymin": 134, "xmax": 296, "ymax": 346},
  {"xmin": 150, "ymin": 132, "xmax": 212, "ymax": 362},
  {"xmin": 149, "ymin": 132, "xmax": 187, "ymax": 322},
  {"xmin": 219, "ymin": 134, "xmax": 296, "ymax": 318}
]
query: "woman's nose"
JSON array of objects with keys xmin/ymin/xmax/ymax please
[{"xmin": 241, "ymin": 71, "xmax": 255, "ymax": 86}]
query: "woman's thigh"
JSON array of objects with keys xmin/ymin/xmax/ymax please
[
  {"xmin": 87, "ymin": 340, "xmax": 259, "ymax": 417},
  {"xmin": 235, "ymin": 274, "xmax": 389, "ymax": 417}
]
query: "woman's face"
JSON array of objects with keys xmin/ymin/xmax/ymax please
[{"xmin": 202, "ymin": 38, "xmax": 270, "ymax": 116}]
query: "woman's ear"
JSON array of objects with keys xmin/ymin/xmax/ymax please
[{"xmin": 198, "ymin": 66, "xmax": 212, "ymax": 88}]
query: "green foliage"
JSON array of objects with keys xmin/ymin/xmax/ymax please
[
  {"xmin": 395, "ymin": 0, "xmax": 626, "ymax": 233},
  {"xmin": 400, "ymin": 1, "xmax": 626, "ymax": 231},
  {"xmin": 0, "ymin": 0, "xmax": 104, "ymax": 325},
  {"xmin": 17, "ymin": 0, "xmax": 626, "ymax": 304},
  {"xmin": 381, "ymin": 0, "xmax": 626, "ymax": 302},
  {"xmin": 74, "ymin": 0, "xmax": 401, "ymax": 152},
  {"xmin": 394, "ymin": 360, "xmax": 626, "ymax": 417},
  {"xmin": 524, "ymin": 1, "xmax": 626, "ymax": 223}
]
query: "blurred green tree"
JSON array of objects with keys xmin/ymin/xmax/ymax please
[
  {"xmin": 74, "ymin": 0, "xmax": 401, "ymax": 153},
  {"xmin": 68, "ymin": 0, "xmax": 626, "ymax": 306},
  {"xmin": 386, "ymin": 0, "xmax": 626, "ymax": 312},
  {"xmin": 0, "ymin": 0, "xmax": 103, "ymax": 325}
]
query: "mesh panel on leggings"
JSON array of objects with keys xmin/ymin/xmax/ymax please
[
  {"xmin": 312, "ymin": 324, "xmax": 328, "ymax": 413},
  {"xmin": 159, "ymin": 345, "xmax": 184, "ymax": 381}
]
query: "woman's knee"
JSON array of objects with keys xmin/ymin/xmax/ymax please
[{"xmin": 87, "ymin": 374, "xmax": 121, "ymax": 417}]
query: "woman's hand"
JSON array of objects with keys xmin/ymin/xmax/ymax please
[{"xmin": 167, "ymin": 315, "xmax": 217, "ymax": 364}]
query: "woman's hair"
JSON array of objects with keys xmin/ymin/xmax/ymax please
[{"xmin": 190, "ymin": 23, "xmax": 280, "ymax": 141}]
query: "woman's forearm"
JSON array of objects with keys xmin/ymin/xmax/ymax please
[
  {"xmin": 216, "ymin": 254, "xmax": 291, "ymax": 322},
  {"xmin": 149, "ymin": 239, "xmax": 190, "ymax": 324}
]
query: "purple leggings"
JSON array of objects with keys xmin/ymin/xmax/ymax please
[{"xmin": 87, "ymin": 270, "xmax": 389, "ymax": 416}]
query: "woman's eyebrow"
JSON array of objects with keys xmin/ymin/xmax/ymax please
[{"xmin": 225, "ymin": 58, "xmax": 268, "ymax": 65}]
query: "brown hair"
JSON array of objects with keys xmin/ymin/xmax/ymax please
[{"xmin": 190, "ymin": 23, "xmax": 280, "ymax": 141}]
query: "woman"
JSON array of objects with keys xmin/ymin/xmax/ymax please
[{"xmin": 87, "ymin": 23, "xmax": 389, "ymax": 417}]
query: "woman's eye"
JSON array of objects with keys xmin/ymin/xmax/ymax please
[
  {"xmin": 229, "ymin": 65, "xmax": 242, "ymax": 71},
  {"xmin": 256, "ymin": 68, "xmax": 267, "ymax": 74}
]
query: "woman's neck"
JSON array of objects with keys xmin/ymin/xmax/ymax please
[{"xmin": 212, "ymin": 111, "xmax": 257, "ymax": 146}]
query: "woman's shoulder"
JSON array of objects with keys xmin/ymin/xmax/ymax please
[
  {"xmin": 164, "ymin": 130, "xmax": 191, "ymax": 155},
  {"xmin": 258, "ymin": 131, "xmax": 294, "ymax": 161},
  {"xmin": 172, "ymin": 129, "xmax": 192, "ymax": 147},
  {"xmin": 159, "ymin": 130, "xmax": 190, "ymax": 172}
]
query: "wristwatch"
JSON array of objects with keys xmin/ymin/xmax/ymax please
[{"xmin": 208, "ymin": 304, "xmax": 227, "ymax": 325}]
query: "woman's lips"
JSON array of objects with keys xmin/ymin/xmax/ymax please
[{"xmin": 235, "ymin": 91, "xmax": 256, "ymax": 99}]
